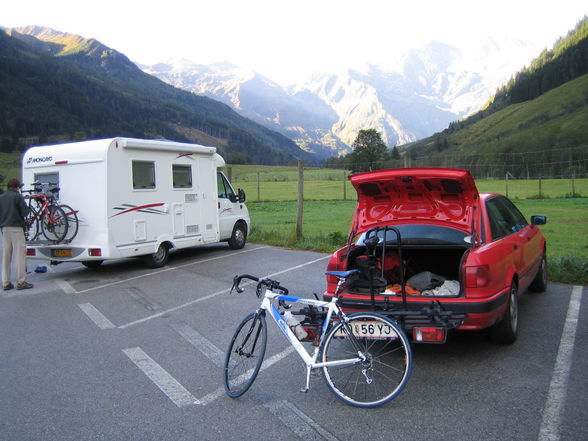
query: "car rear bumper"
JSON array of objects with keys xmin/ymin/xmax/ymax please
[{"xmin": 323, "ymin": 289, "xmax": 510, "ymax": 331}]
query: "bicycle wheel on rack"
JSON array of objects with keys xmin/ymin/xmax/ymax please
[
  {"xmin": 223, "ymin": 311, "xmax": 267, "ymax": 398},
  {"xmin": 320, "ymin": 312, "xmax": 413, "ymax": 408},
  {"xmin": 59, "ymin": 204, "xmax": 79, "ymax": 242},
  {"xmin": 24, "ymin": 213, "xmax": 40, "ymax": 241},
  {"xmin": 41, "ymin": 205, "xmax": 68, "ymax": 243}
]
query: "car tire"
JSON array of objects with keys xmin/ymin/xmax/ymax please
[
  {"xmin": 228, "ymin": 222, "xmax": 247, "ymax": 250},
  {"xmin": 143, "ymin": 243, "xmax": 169, "ymax": 268},
  {"xmin": 529, "ymin": 255, "xmax": 547, "ymax": 293},
  {"xmin": 491, "ymin": 281, "xmax": 519, "ymax": 344}
]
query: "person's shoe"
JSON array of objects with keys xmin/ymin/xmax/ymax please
[
  {"xmin": 16, "ymin": 282, "xmax": 34, "ymax": 290},
  {"xmin": 3, "ymin": 282, "xmax": 14, "ymax": 291}
]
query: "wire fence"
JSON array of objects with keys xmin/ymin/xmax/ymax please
[
  {"xmin": 227, "ymin": 145, "xmax": 588, "ymax": 201},
  {"xmin": 322, "ymin": 145, "xmax": 588, "ymax": 180}
]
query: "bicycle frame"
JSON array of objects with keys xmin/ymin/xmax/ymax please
[
  {"xmin": 259, "ymin": 288, "xmax": 365, "ymax": 393},
  {"xmin": 26, "ymin": 195, "xmax": 51, "ymax": 222}
]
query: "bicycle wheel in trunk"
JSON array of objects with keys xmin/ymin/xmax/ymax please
[
  {"xmin": 321, "ymin": 313, "xmax": 413, "ymax": 408},
  {"xmin": 223, "ymin": 312, "xmax": 267, "ymax": 398}
]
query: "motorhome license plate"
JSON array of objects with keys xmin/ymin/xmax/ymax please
[
  {"xmin": 334, "ymin": 321, "xmax": 398, "ymax": 339},
  {"xmin": 52, "ymin": 249, "xmax": 72, "ymax": 257}
]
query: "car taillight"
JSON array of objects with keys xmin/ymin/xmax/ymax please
[
  {"xmin": 465, "ymin": 265, "xmax": 490, "ymax": 288},
  {"xmin": 413, "ymin": 327, "xmax": 446, "ymax": 343},
  {"xmin": 325, "ymin": 258, "xmax": 340, "ymax": 291},
  {"xmin": 89, "ymin": 248, "xmax": 102, "ymax": 257},
  {"xmin": 26, "ymin": 248, "xmax": 36, "ymax": 256}
]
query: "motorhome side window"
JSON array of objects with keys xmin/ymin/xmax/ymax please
[
  {"xmin": 132, "ymin": 161, "xmax": 156, "ymax": 189},
  {"xmin": 173, "ymin": 165, "xmax": 192, "ymax": 188},
  {"xmin": 217, "ymin": 172, "xmax": 235, "ymax": 199}
]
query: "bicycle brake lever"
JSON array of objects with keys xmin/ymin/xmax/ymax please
[
  {"xmin": 231, "ymin": 275, "xmax": 244, "ymax": 294},
  {"xmin": 278, "ymin": 299, "xmax": 291, "ymax": 310}
]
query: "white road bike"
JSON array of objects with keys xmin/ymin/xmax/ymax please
[{"xmin": 223, "ymin": 271, "xmax": 413, "ymax": 408}]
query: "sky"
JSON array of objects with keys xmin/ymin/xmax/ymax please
[{"xmin": 2, "ymin": 0, "xmax": 587, "ymax": 85}]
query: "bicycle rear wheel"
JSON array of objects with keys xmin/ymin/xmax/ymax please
[
  {"xmin": 41, "ymin": 205, "xmax": 68, "ymax": 243},
  {"xmin": 223, "ymin": 312, "xmax": 267, "ymax": 398},
  {"xmin": 59, "ymin": 204, "xmax": 79, "ymax": 242},
  {"xmin": 321, "ymin": 313, "xmax": 412, "ymax": 408}
]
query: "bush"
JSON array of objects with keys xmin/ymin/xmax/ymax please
[{"xmin": 549, "ymin": 254, "xmax": 588, "ymax": 285}]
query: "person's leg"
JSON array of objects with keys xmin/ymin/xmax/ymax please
[
  {"xmin": 2, "ymin": 228, "xmax": 13, "ymax": 287},
  {"xmin": 14, "ymin": 229, "xmax": 27, "ymax": 285}
]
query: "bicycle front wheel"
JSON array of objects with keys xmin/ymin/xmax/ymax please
[
  {"xmin": 25, "ymin": 215, "xmax": 40, "ymax": 241},
  {"xmin": 223, "ymin": 312, "xmax": 267, "ymax": 398},
  {"xmin": 41, "ymin": 205, "xmax": 68, "ymax": 243},
  {"xmin": 321, "ymin": 313, "xmax": 412, "ymax": 408}
]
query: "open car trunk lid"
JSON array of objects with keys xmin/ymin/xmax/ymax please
[{"xmin": 349, "ymin": 168, "xmax": 481, "ymax": 237}]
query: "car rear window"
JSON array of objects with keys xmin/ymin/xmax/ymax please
[{"xmin": 356, "ymin": 225, "xmax": 469, "ymax": 246}]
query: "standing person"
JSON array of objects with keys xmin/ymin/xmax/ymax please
[{"xmin": 0, "ymin": 178, "xmax": 33, "ymax": 290}]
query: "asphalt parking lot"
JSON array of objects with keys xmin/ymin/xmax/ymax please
[{"xmin": 1, "ymin": 243, "xmax": 586, "ymax": 441}]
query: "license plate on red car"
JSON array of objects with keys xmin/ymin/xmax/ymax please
[{"xmin": 334, "ymin": 321, "xmax": 398, "ymax": 339}]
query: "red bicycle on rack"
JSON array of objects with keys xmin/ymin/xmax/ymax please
[{"xmin": 21, "ymin": 183, "xmax": 71, "ymax": 243}]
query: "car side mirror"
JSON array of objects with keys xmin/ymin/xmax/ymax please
[
  {"xmin": 228, "ymin": 194, "xmax": 238, "ymax": 203},
  {"xmin": 531, "ymin": 215, "xmax": 547, "ymax": 225},
  {"xmin": 238, "ymin": 188, "xmax": 246, "ymax": 203}
]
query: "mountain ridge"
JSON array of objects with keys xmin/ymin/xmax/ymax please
[
  {"xmin": 142, "ymin": 37, "xmax": 539, "ymax": 155},
  {"xmin": 0, "ymin": 26, "xmax": 313, "ymax": 165}
]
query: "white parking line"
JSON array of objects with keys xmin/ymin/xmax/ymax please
[
  {"xmin": 264, "ymin": 399, "xmax": 340, "ymax": 441},
  {"xmin": 171, "ymin": 322, "xmax": 226, "ymax": 368},
  {"xmin": 78, "ymin": 303, "xmax": 115, "ymax": 329},
  {"xmin": 538, "ymin": 285, "xmax": 583, "ymax": 441},
  {"xmin": 118, "ymin": 254, "xmax": 329, "ymax": 329},
  {"xmin": 72, "ymin": 246, "xmax": 268, "ymax": 295},
  {"xmin": 198, "ymin": 346, "xmax": 295, "ymax": 406},
  {"xmin": 123, "ymin": 347, "xmax": 199, "ymax": 407},
  {"xmin": 56, "ymin": 278, "xmax": 77, "ymax": 294}
]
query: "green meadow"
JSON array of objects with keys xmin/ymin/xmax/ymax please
[{"xmin": 233, "ymin": 172, "xmax": 588, "ymax": 285}]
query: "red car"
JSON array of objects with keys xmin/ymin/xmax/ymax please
[{"xmin": 324, "ymin": 168, "xmax": 547, "ymax": 344}]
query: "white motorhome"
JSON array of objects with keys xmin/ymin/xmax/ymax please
[{"xmin": 22, "ymin": 137, "xmax": 250, "ymax": 268}]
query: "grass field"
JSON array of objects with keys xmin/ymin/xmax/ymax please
[
  {"xmin": 1, "ymin": 154, "xmax": 586, "ymax": 283},
  {"xmin": 227, "ymin": 165, "xmax": 588, "ymax": 201},
  {"xmin": 247, "ymin": 197, "xmax": 588, "ymax": 285}
]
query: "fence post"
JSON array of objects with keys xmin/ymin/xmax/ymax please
[
  {"xmin": 256, "ymin": 172, "xmax": 260, "ymax": 202},
  {"xmin": 539, "ymin": 177, "xmax": 542, "ymax": 198},
  {"xmin": 572, "ymin": 175, "xmax": 576, "ymax": 196},
  {"xmin": 505, "ymin": 172, "xmax": 509, "ymax": 198},
  {"xmin": 296, "ymin": 161, "xmax": 304, "ymax": 239}
]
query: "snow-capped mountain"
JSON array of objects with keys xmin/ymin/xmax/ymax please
[{"xmin": 141, "ymin": 38, "xmax": 538, "ymax": 157}]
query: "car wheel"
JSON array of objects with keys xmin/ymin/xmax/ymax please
[
  {"xmin": 143, "ymin": 243, "xmax": 169, "ymax": 268},
  {"xmin": 228, "ymin": 223, "xmax": 247, "ymax": 250},
  {"xmin": 529, "ymin": 255, "xmax": 547, "ymax": 293},
  {"xmin": 491, "ymin": 281, "xmax": 518, "ymax": 344},
  {"xmin": 82, "ymin": 260, "xmax": 104, "ymax": 269}
]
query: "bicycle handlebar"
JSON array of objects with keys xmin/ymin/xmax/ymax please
[{"xmin": 231, "ymin": 274, "xmax": 289, "ymax": 297}]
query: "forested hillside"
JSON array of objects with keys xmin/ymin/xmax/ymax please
[
  {"xmin": 0, "ymin": 27, "xmax": 312, "ymax": 165},
  {"xmin": 405, "ymin": 17, "xmax": 588, "ymax": 178}
]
